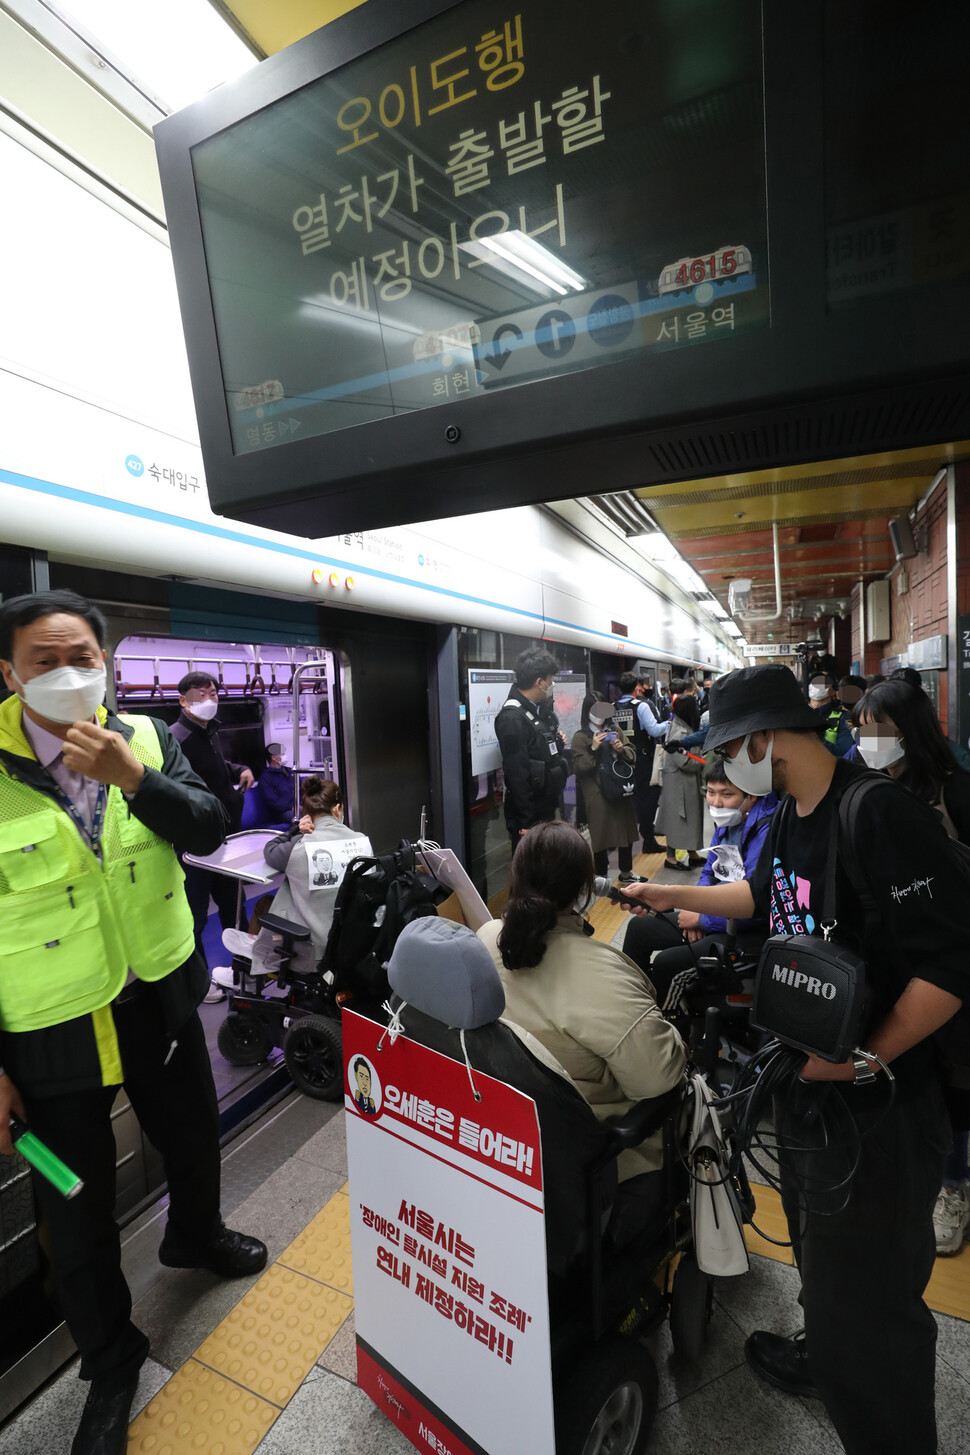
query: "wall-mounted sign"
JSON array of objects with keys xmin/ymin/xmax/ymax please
[{"xmin": 745, "ymin": 643, "xmax": 795, "ymax": 657}]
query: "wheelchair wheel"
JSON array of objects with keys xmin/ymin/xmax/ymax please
[
  {"xmin": 669, "ymin": 1253, "xmax": 712, "ymax": 1364},
  {"xmin": 555, "ymin": 1334, "xmax": 658, "ymax": 1455},
  {"xmin": 217, "ymin": 1011, "xmax": 272, "ymax": 1066},
  {"xmin": 283, "ymin": 1015, "xmax": 343, "ymax": 1100}
]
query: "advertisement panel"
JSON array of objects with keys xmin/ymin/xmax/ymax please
[{"xmin": 344, "ymin": 1009, "xmax": 554, "ymax": 1455}]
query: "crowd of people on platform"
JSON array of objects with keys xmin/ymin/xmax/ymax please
[{"xmin": 2, "ymin": 583, "xmax": 970, "ymax": 1455}]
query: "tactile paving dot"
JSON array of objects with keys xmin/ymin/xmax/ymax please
[
  {"xmin": 126, "ymin": 1358, "xmax": 278, "ymax": 1455},
  {"xmin": 277, "ymin": 1191, "xmax": 353, "ymax": 1295},
  {"xmin": 194, "ymin": 1262, "xmax": 353, "ymax": 1407}
]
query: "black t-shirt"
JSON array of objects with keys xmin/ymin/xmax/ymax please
[{"xmin": 750, "ymin": 758, "xmax": 970, "ymax": 1085}]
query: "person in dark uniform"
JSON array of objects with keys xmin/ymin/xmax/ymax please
[
  {"xmin": 0, "ymin": 591, "xmax": 268, "ymax": 1455},
  {"xmin": 621, "ymin": 663, "xmax": 966, "ymax": 1455},
  {"xmin": 171, "ymin": 672, "xmax": 254, "ymax": 981},
  {"xmin": 613, "ymin": 671, "xmax": 666, "ymax": 853},
  {"xmin": 494, "ymin": 649, "xmax": 568, "ymax": 851}
]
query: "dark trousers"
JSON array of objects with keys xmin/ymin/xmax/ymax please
[
  {"xmin": 777, "ymin": 1077, "xmax": 950, "ymax": 1455},
  {"xmin": 25, "ymin": 998, "xmax": 222, "ymax": 1383},
  {"xmin": 622, "ymin": 916, "xmax": 763, "ymax": 1004},
  {"xmin": 593, "ymin": 845, "xmax": 633, "ymax": 876},
  {"xmin": 182, "ymin": 861, "xmax": 239, "ymax": 963},
  {"xmin": 633, "ymin": 776, "xmax": 661, "ymax": 841}
]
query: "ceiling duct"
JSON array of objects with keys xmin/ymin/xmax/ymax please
[{"xmin": 588, "ymin": 492, "xmax": 660, "ymax": 537}]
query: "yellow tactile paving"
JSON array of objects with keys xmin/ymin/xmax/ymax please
[
  {"xmin": 127, "ymin": 1357, "xmax": 280, "ymax": 1453},
  {"xmin": 194, "ymin": 1262, "xmax": 353, "ymax": 1408},
  {"xmin": 277, "ymin": 1190, "xmax": 354, "ymax": 1296},
  {"xmin": 746, "ymin": 1182, "xmax": 970, "ymax": 1320}
]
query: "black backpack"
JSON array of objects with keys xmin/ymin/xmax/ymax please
[
  {"xmin": 323, "ymin": 842, "xmax": 438, "ymax": 1005},
  {"xmin": 836, "ymin": 774, "xmax": 970, "ymax": 1127}
]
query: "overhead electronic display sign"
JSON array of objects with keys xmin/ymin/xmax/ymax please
[{"xmin": 155, "ymin": 0, "xmax": 970, "ymax": 537}]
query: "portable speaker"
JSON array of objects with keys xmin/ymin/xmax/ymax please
[{"xmin": 751, "ymin": 935, "xmax": 871, "ymax": 1063}]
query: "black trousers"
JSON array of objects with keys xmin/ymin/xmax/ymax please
[
  {"xmin": 633, "ymin": 775, "xmax": 661, "ymax": 841},
  {"xmin": 593, "ymin": 846, "xmax": 633, "ymax": 876},
  {"xmin": 25, "ymin": 996, "xmax": 222, "ymax": 1384},
  {"xmin": 182, "ymin": 860, "xmax": 239, "ymax": 962},
  {"xmin": 622, "ymin": 916, "xmax": 764, "ymax": 1005},
  {"xmin": 777, "ymin": 1076, "xmax": 950, "ymax": 1455}
]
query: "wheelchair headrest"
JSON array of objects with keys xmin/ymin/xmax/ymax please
[{"xmin": 387, "ymin": 918, "xmax": 505, "ymax": 1029}]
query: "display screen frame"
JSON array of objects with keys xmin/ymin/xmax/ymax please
[{"xmin": 155, "ymin": 0, "xmax": 970, "ymax": 537}]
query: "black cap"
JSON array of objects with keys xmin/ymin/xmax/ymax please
[{"xmin": 705, "ymin": 664, "xmax": 820, "ymax": 752}]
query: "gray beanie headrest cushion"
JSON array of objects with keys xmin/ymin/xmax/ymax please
[{"xmin": 387, "ymin": 918, "xmax": 505, "ymax": 1029}]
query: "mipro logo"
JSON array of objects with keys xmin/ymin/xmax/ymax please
[{"xmin": 771, "ymin": 962, "xmax": 837, "ymax": 1000}]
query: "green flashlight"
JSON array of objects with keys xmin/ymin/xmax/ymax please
[{"xmin": 10, "ymin": 1116, "xmax": 83, "ymax": 1199}]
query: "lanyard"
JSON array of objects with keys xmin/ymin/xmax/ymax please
[{"xmin": 42, "ymin": 772, "xmax": 109, "ymax": 858}]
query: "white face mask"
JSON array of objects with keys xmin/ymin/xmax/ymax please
[
  {"xmin": 187, "ymin": 698, "xmax": 218, "ymax": 721},
  {"xmin": 709, "ymin": 805, "xmax": 744, "ymax": 828},
  {"xmin": 858, "ymin": 735, "xmax": 905, "ymax": 771},
  {"xmin": 724, "ymin": 733, "xmax": 774, "ymax": 797},
  {"xmin": 13, "ymin": 663, "xmax": 106, "ymax": 725},
  {"xmin": 808, "ymin": 687, "xmax": 830, "ymax": 703}
]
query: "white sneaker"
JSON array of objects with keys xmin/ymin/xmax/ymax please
[
  {"xmin": 202, "ymin": 980, "xmax": 225, "ymax": 1004},
  {"xmin": 222, "ymin": 928, "xmax": 256, "ymax": 957},
  {"xmin": 933, "ymin": 1183, "xmax": 970, "ymax": 1255},
  {"xmin": 210, "ymin": 965, "xmax": 237, "ymax": 989}
]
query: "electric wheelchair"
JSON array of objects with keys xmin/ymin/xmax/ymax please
[{"xmin": 377, "ymin": 921, "xmax": 733, "ymax": 1455}]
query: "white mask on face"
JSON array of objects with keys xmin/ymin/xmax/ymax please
[
  {"xmin": 724, "ymin": 733, "xmax": 774, "ymax": 797},
  {"xmin": 808, "ymin": 686, "xmax": 830, "ymax": 703},
  {"xmin": 13, "ymin": 664, "xmax": 106, "ymax": 725},
  {"xmin": 187, "ymin": 698, "xmax": 218, "ymax": 721},
  {"xmin": 858, "ymin": 735, "xmax": 905, "ymax": 771},
  {"xmin": 709, "ymin": 806, "xmax": 744, "ymax": 828}
]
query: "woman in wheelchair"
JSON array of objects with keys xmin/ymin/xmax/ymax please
[
  {"xmin": 477, "ymin": 821, "xmax": 686, "ymax": 1236},
  {"xmin": 621, "ymin": 762, "xmax": 776, "ymax": 1011},
  {"xmin": 253, "ymin": 777, "xmax": 373, "ymax": 972}
]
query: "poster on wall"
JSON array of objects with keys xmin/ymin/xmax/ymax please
[
  {"xmin": 344, "ymin": 1010, "xmax": 555, "ymax": 1455},
  {"xmin": 553, "ymin": 674, "xmax": 587, "ymax": 744},
  {"xmin": 468, "ymin": 669, "xmax": 515, "ymax": 774}
]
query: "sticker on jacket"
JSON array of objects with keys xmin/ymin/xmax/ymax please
[
  {"xmin": 306, "ymin": 835, "xmax": 373, "ymax": 890},
  {"xmin": 710, "ymin": 843, "xmax": 745, "ymax": 883}
]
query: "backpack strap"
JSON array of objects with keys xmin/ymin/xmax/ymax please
[{"xmin": 834, "ymin": 772, "xmax": 890, "ymax": 944}]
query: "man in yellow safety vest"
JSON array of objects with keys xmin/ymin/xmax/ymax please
[{"xmin": 0, "ymin": 589, "xmax": 269, "ymax": 1455}]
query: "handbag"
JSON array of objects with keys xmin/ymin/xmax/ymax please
[{"xmin": 686, "ymin": 1075, "xmax": 749, "ymax": 1277}]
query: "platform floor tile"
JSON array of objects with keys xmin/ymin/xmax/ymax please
[
  {"xmin": 277, "ymin": 1190, "xmax": 353, "ymax": 1296},
  {"xmin": 127, "ymin": 1359, "xmax": 279, "ymax": 1454},
  {"xmin": 193, "ymin": 1263, "xmax": 353, "ymax": 1408}
]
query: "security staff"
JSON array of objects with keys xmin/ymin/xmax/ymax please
[
  {"xmin": 808, "ymin": 672, "xmax": 854, "ymax": 756},
  {"xmin": 494, "ymin": 648, "xmax": 567, "ymax": 849},
  {"xmin": 621, "ymin": 664, "xmax": 966, "ymax": 1455},
  {"xmin": 0, "ymin": 591, "xmax": 268, "ymax": 1455},
  {"xmin": 613, "ymin": 671, "xmax": 666, "ymax": 853}
]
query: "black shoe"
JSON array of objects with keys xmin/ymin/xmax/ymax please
[
  {"xmin": 71, "ymin": 1371, "xmax": 141, "ymax": 1455},
  {"xmin": 640, "ymin": 838, "xmax": 666, "ymax": 854},
  {"xmin": 159, "ymin": 1224, "xmax": 268, "ymax": 1278},
  {"xmin": 687, "ymin": 855, "xmax": 707, "ymax": 868},
  {"xmin": 745, "ymin": 1329, "xmax": 818, "ymax": 1399},
  {"xmin": 616, "ymin": 871, "xmax": 637, "ymax": 884},
  {"xmin": 664, "ymin": 858, "xmax": 692, "ymax": 872}
]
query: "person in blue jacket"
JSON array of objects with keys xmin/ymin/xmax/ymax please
[
  {"xmin": 240, "ymin": 742, "xmax": 294, "ymax": 830},
  {"xmin": 622, "ymin": 761, "xmax": 778, "ymax": 1007}
]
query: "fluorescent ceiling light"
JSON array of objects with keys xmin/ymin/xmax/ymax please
[
  {"xmin": 57, "ymin": 0, "xmax": 258, "ymax": 112},
  {"xmin": 708, "ymin": 603, "xmax": 730, "ymax": 620},
  {"xmin": 461, "ymin": 230, "xmax": 586, "ymax": 298}
]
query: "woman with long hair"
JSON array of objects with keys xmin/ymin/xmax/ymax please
[
  {"xmin": 853, "ymin": 679, "xmax": 970, "ymax": 1256},
  {"xmin": 570, "ymin": 694, "xmax": 639, "ymax": 880},
  {"xmin": 654, "ymin": 694, "xmax": 706, "ymax": 871},
  {"xmin": 477, "ymin": 821, "xmax": 685, "ymax": 1230}
]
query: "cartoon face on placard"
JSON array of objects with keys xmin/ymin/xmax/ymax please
[{"xmin": 349, "ymin": 1053, "xmax": 382, "ymax": 1116}]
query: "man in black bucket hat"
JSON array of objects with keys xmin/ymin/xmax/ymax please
[{"xmin": 619, "ymin": 663, "xmax": 968, "ymax": 1455}]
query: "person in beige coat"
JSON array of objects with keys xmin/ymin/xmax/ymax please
[{"xmin": 478, "ymin": 821, "xmax": 686, "ymax": 1232}]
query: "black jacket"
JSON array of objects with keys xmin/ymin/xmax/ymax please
[
  {"xmin": 171, "ymin": 710, "xmax": 245, "ymax": 833},
  {"xmin": 0, "ymin": 711, "xmax": 228, "ymax": 1096},
  {"xmin": 494, "ymin": 686, "xmax": 567, "ymax": 834}
]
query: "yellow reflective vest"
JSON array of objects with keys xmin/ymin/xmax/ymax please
[{"xmin": 0, "ymin": 698, "xmax": 196, "ymax": 1081}]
